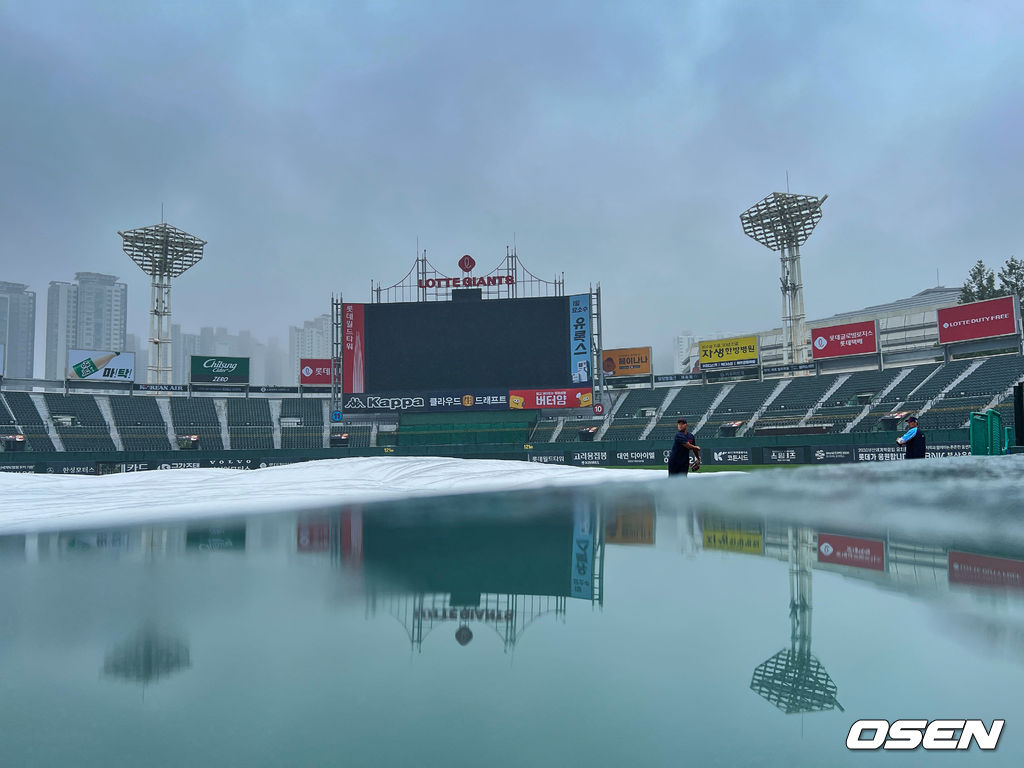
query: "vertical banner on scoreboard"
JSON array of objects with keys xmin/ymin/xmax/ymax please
[
  {"xmin": 569, "ymin": 294, "xmax": 592, "ymax": 385},
  {"xmin": 342, "ymin": 303, "xmax": 365, "ymax": 394}
]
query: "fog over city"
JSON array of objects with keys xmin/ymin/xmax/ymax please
[{"xmin": 1, "ymin": 0, "xmax": 1021, "ymax": 376}]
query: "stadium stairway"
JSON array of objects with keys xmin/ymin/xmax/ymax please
[
  {"xmin": 156, "ymin": 398, "xmax": 179, "ymax": 449},
  {"xmin": 214, "ymin": 399, "xmax": 231, "ymax": 449},
  {"xmin": 30, "ymin": 393, "xmax": 65, "ymax": 451},
  {"xmin": 916, "ymin": 360, "xmax": 985, "ymax": 423},
  {"xmin": 94, "ymin": 396, "xmax": 125, "ymax": 451},
  {"xmin": 270, "ymin": 399, "xmax": 282, "ymax": 450},
  {"xmin": 737, "ymin": 379, "xmax": 789, "ymax": 437},
  {"xmin": 843, "ymin": 367, "xmax": 914, "ymax": 433},
  {"xmin": 638, "ymin": 387, "xmax": 682, "ymax": 440},
  {"xmin": 693, "ymin": 384, "xmax": 733, "ymax": 435}
]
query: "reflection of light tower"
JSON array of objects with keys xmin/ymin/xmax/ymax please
[
  {"xmin": 750, "ymin": 527, "xmax": 843, "ymax": 715},
  {"xmin": 102, "ymin": 624, "xmax": 191, "ymax": 688},
  {"xmin": 740, "ymin": 193, "xmax": 827, "ymax": 365},
  {"xmin": 119, "ymin": 223, "xmax": 206, "ymax": 384}
]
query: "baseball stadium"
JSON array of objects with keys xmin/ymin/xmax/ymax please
[{"xmin": 1, "ymin": 192, "xmax": 1022, "ymax": 475}]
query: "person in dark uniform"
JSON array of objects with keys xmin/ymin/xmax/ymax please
[
  {"xmin": 897, "ymin": 415, "xmax": 927, "ymax": 459},
  {"xmin": 668, "ymin": 418, "xmax": 701, "ymax": 476}
]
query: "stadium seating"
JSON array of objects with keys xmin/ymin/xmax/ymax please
[
  {"xmin": 876, "ymin": 363, "xmax": 941, "ymax": 404},
  {"xmin": 557, "ymin": 417, "xmax": 604, "ymax": 442},
  {"xmin": 226, "ymin": 398, "xmax": 274, "ymax": 451},
  {"xmin": 108, "ymin": 395, "xmax": 173, "ymax": 451},
  {"xmin": 811, "ymin": 369, "xmax": 899, "ymax": 433},
  {"xmin": 755, "ymin": 374, "xmax": 839, "ymax": 432},
  {"xmin": 342, "ymin": 424, "xmax": 373, "ymax": 448},
  {"xmin": 530, "ymin": 417, "xmax": 560, "ymax": 443},
  {"xmin": 917, "ymin": 355, "xmax": 1024, "ymax": 430},
  {"xmin": 0, "ymin": 392, "xmax": 55, "ymax": 452},
  {"xmin": 280, "ymin": 398, "xmax": 324, "ymax": 449},
  {"xmin": 393, "ymin": 411, "xmax": 534, "ymax": 447},
  {"xmin": 602, "ymin": 388, "xmax": 667, "ymax": 441},
  {"xmin": 701, "ymin": 380, "xmax": 779, "ymax": 436},
  {"xmin": 43, "ymin": 393, "xmax": 117, "ymax": 452},
  {"xmin": 648, "ymin": 383, "xmax": 726, "ymax": 441},
  {"xmin": 169, "ymin": 397, "xmax": 224, "ymax": 451}
]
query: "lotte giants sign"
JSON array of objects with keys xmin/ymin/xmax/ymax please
[
  {"xmin": 936, "ymin": 296, "xmax": 1017, "ymax": 344},
  {"xmin": 811, "ymin": 320, "xmax": 877, "ymax": 359},
  {"xmin": 300, "ymin": 358, "xmax": 334, "ymax": 385}
]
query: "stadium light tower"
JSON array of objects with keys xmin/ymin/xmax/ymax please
[
  {"xmin": 740, "ymin": 192, "xmax": 827, "ymax": 365},
  {"xmin": 119, "ymin": 223, "xmax": 206, "ymax": 384}
]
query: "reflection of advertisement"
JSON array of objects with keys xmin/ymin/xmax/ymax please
[
  {"xmin": 701, "ymin": 516, "xmax": 764, "ymax": 555},
  {"xmin": 699, "ymin": 336, "xmax": 759, "ymax": 370},
  {"xmin": 817, "ymin": 532, "xmax": 885, "ymax": 571},
  {"xmin": 342, "ymin": 303, "xmax": 365, "ymax": 393},
  {"xmin": 67, "ymin": 350, "xmax": 135, "ymax": 381},
  {"xmin": 811, "ymin": 321, "xmax": 878, "ymax": 360},
  {"xmin": 570, "ymin": 504, "xmax": 594, "ymax": 598},
  {"xmin": 605, "ymin": 507, "xmax": 655, "ymax": 545},
  {"xmin": 949, "ymin": 550, "xmax": 1024, "ymax": 588},
  {"xmin": 569, "ymin": 294, "xmax": 592, "ymax": 384},
  {"xmin": 510, "ymin": 387, "xmax": 593, "ymax": 409},
  {"xmin": 190, "ymin": 356, "xmax": 250, "ymax": 384},
  {"xmin": 340, "ymin": 509, "xmax": 363, "ymax": 566},
  {"xmin": 937, "ymin": 296, "xmax": 1017, "ymax": 344},
  {"xmin": 602, "ymin": 346, "xmax": 652, "ymax": 377},
  {"xmin": 300, "ymin": 358, "xmax": 334, "ymax": 385},
  {"xmin": 297, "ymin": 520, "xmax": 330, "ymax": 552},
  {"xmin": 343, "ymin": 389, "xmax": 509, "ymax": 413},
  {"xmin": 185, "ymin": 526, "xmax": 246, "ymax": 551}
]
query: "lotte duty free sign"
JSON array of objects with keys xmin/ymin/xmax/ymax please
[
  {"xmin": 936, "ymin": 296, "xmax": 1017, "ymax": 345},
  {"xmin": 811, "ymin": 320, "xmax": 877, "ymax": 360}
]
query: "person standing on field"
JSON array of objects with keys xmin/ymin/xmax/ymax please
[
  {"xmin": 897, "ymin": 415, "xmax": 927, "ymax": 459},
  {"xmin": 668, "ymin": 418, "xmax": 700, "ymax": 476}
]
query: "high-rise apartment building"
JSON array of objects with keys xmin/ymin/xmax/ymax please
[
  {"xmin": 45, "ymin": 272, "xmax": 127, "ymax": 379},
  {"xmin": 0, "ymin": 282, "xmax": 36, "ymax": 378},
  {"xmin": 289, "ymin": 314, "xmax": 332, "ymax": 384}
]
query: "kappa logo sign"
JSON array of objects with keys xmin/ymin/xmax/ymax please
[
  {"xmin": 846, "ymin": 719, "xmax": 1004, "ymax": 751},
  {"xmin": 344, "ymin": 395, "xmax": 424, "ymax": 411}
]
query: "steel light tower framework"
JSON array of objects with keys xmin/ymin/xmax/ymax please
[
  {"xmin": 740, "ymin": 193, "xmax": 827, "ymax": 365},
  {"xmin": 119, "ymin": 223, "xmax": 206, "ymax": 384}
]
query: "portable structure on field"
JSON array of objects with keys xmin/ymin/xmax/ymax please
[
  {"xmin": 119, "ymin": 223, "xmax": 206, "ymax": 385},
  {"xmin": 741, "ymin": 192, "xmax": 827, "ymax": 367}
]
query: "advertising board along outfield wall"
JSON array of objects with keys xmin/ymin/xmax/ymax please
[{"xmin": 936, "ymin": 295, "xmax": 1018, "ymax": 345}]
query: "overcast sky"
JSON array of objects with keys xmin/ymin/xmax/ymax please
[{"xmin": 2, "ymin": 0, "xmax": 1021, "ymax": 373}]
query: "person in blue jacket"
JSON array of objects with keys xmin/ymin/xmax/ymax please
[
  {"xmin": 668, "ymin": 418, "xmax": 701, "ymax": 476},
  {"xmin": 896, "ymin": 415, "xmax": 927, "ymax": 459}
]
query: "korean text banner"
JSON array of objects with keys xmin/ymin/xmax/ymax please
[
  {"xmin": 811, "ymin": 320, "xmax": 877, "ymax": 360},
  {"xmin": 67, "ymin": 350, "xmax": 135, "ymax": 381},
  {"xmin": 342, "ymin": 389, "xmax": 510, "ymax": 413},
  {"xmin": 190, "ymin": 356, "xmax": 250, "ymax": 384},
  {"xmin": 602, "ymin": 346, "xmax": 652, "ymax": 377},
  {"xmin": 342, "ymin": 303, "xmax": 365, "ymax": 393},
  {"xmin": 300, "ymin": 358, "xmax": 334, "ymax": 385},
  {"xmin": 698, "ymin": 336, "xmax": 758, "ymax": 370},
  {"xmin": 937, "ymin": 296, "xmax": 1017, "ymax": 344},
  {"xmin": 569, "ymin": 294, "xmax": 592, "ymax": 384},
  {"xmin": 509, "ymin": 387, "xmax": 593, "ymax": 409}
]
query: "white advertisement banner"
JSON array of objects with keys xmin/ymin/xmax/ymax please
[{"xmin": 67, "ymin": 350, "xmax": 136, "ymax": 381}]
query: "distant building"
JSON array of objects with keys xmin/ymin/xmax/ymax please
[
  {"xmin": 288, "ymin": 314, "xmax": 332, "ymax": 384},
  {"xmin": 45, "ymin": 272, "xmax": 127, "ymax": 379},
  {"xmin": 0, "ymin": 281, "xmax": 36, "ymax": 378},
  {"xmin": 171, "ymin": 324, "xmax": 199, "ymax": 384},
  {"xmin": 191, "ymin": 326, "xmax": 286, "ymax": 385}
]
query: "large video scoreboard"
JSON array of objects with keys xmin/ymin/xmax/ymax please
[{"xmin": 342, "ymin": 294, "xmax": 593, "ymax": 413}]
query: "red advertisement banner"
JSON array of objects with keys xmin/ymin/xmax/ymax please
[
  {"xmin": 811, "ymin": 320, "xmax": 877, "ymax": 359},
  {"xmin": 949, "ymin": 550, "xmax": 1024, "ymax": 588},
  {"xmin": 509, "ymin": 387, "xmax": 594, "ymax": 409},
  {"xmin": 300, "ymin": 358, "xmax": 334, "ymax": 385},
  {"xmin": 342, "ymin": 303, "xmax": 365, "ymax": 394},
  {"xmin": 817, "ymin": 532, "xmax": 885, "ymax": 571},
  {"xmin": 936, "ymin": 296, "xmax": 1016, "ymax": 344}
]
